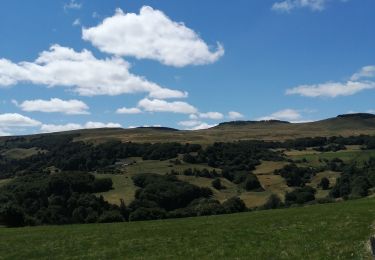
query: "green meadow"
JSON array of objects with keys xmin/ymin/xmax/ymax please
[{"xmin": 1, "ymin": 198, "xmax": 375, "ymax": 259}]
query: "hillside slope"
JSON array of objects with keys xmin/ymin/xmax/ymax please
[
  {"xmin": 31, "ymin": 113, "xmax": 375, "ymax": 143},
  {"xmin": 1, "ymin": 113, "xmax": 375, "ymax": 144}
]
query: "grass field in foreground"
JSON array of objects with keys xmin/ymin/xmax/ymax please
[{"xmin": 1, "ymin": 198, "xmax": 375, "ymax": 259}]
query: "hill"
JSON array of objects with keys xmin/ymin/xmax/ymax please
[
  {"xmin": 75, "ymin": 113, "xmax": 375, "ymax": 143},
  {"xmin": 1, "ymin": 113, "xmax": 375, "ymax": 144},
  {"xmin": 2, "ymin": 113, "xmax": 373, "ymax": 144},
  {"xmin": 1, "ymin": 197, "xmax": 374, "ymax": 259}
]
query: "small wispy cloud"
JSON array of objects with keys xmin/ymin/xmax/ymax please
[
  {"xmin": 272, "ymin": 0, "xmax": 348, "ymax": 13},
  {"xmin": 286, "ymin": 65, "xmax": 375, "ymax": 98},
  {"xmin": 116, "ymin": 107, "xmax": 142, "ymax": 114},
  {"xmin": 178, "ymin": 120, "xmax": 217, "ymax": 130},
  {"xmin": 257, "ymin": 109, "xmax": 302, "ymax": 121},
  {"xmin": 286, "ymin": 81, "xmax": 375, "ymax": 98},
  {"xmin": 257, "ymin": 109, "xmax": 314, "ymax": 123},
  {"xmin": 64, "ymin": 0, "xmax": 82, "ymax": 10},
  {"xmin": 350, "ymin": 65, "xmax": 375, "ymax": 81},
  {"xmin": 72, "ymin": 19, "xmax": 81, "ymax": 26},
  {"xmin": 41, "ymin": 121, "xmax": 121, "ymax": 133},
  {"xmin": 228, "ymin": 111, "xmax": 244, "ymax": 120}
]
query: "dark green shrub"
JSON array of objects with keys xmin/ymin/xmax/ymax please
[
  {"xmin": 222, "ymin": 197, "xmax": 247, "ymax": 213},
  {"xmin": 98, "ymin": 210, "xmax": 124, "ymax": 223},
  {"xmin": 318, "ymin": 177, "xmax": 330, "ymax": 190},
  {"xmin": 262, "ymin": 194, "xmax": 283, "ymax": 210},
  {"xmin": 129, "ymin": 207, "xmax": 166, "ymax": 221}
]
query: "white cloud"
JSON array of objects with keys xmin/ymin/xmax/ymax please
[
  {"xmin": 198, "ymin": 112, "xmax": 224, "ymax": 120},
  {"xmin": 351, "ymin": 65, "xmax": 375, "ymax": 81},
  {"xmin": 73, "ymin": 19, "xmax": 81, "ymax": 26},
  {"xmin": 272, "ymin": 1, "xmax": 295, "ymax": 12},
  {"xmin": 41, "ymin": 123, "xmax": 82, "ymax": 133},
  {"xmin": 189, "ymin": 114, "xmax": 199, "ymax": 120},
  {"xmin": 189, "ymin": 122, "xmax": 217, "ymax": 130},
  {"xmin": 286, "ymin": 66, "xmax": 375, "ymax": 98},
  {"xmin": 286, "ymin": 81, "xmax": 375, "ymax": 98},
  {"xmin": 138, "ymin": 98, "xmax": 198, "ymax": 114},
  {"xmin": 177, "ymin": 120, "xmax": 217, "ymax": 130},
  {"xmin": 64, "ymin": 0, "xmax": 82, "ymax": 10},
  {"xmin": 258, "ymin": 109, "xmax": 301, "ymax": 121},
  {"xmin": 187, "ymin": 111, "xmax": 225, "ymax": 120},
  {"xmin": 178, "ymin": 120, "xmax": 203, "ymax": 127},
  {"xmin": 18, "ymin": 98, "xmax": 89, "ymax": 115},
  {"xmin": 84, "ymin": 121, "xmax": 121, "ymax": 128},
  {"xmin": 228, "ymin": 111, "xmax": 244, "ymax": 120},
  {"xmin": 127, "ymin": 124, "xmax": 162, "ymax": 129},
  {"xmin": 40, "ymin": 121, "xmax": 121, "ymax": 133},
  {"xmin": 82, "ymin": 6, "xmax": 224, "ymax": 67},
  {"xmin": 0, "ymin": 113, "xmax": 41, "ymax": 127},
  {"xmin": 272, "ymin": 0, "xmax": 326, "ymax": 12},
  {"xmin": 148, "ymin": 88, "xmax": 188, "ymax": 99},
  {"xmin": 116, "ymin": 107, "xmax": 142, "ymax": 114},
  {"xmin": 0, "ymin": 45, "xmax": 186, "ymax": 98}
]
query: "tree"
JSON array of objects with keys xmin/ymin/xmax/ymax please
[
  {"xmin": 98, "ymin": 211, "xmax": 124, "ymax": 223},
  {"xmin": 93, "ymin": 178, "xmax": 113, "ymax": 192},
  {"xmin": 243, "ymin": 174, "xmax": 263, "ymax": 191},
  {"xmin": 262, "ymin": 194, "xmax": 282, "ymax": 210},
  {"xmin": 188, "ymin": 198, "xmax": 225, "ymax": 216},
  {"xmin": 222, "ymin": 197, "xmax": 246, "ymax": 213},
  {"xmin": 129, "ymin": 207, "xmax": 166, "ymax": 221},
  {"xmin": 119, "ymin": 199, "xmax": 130, "ymax": 221},
  {"xmin": 0, "ymin": 204, "xmax": 25, "ymax": 227},
  {"xmin": 285, "ymin": 186, "xmax": 316, "ymax": 205},
  {"xmin": 319, "ymin": 177, "xmax": 330, "ymax": 190},
  {"xmin": 212, "ymin": 178, "xmax": 223, "ymax": 190},
  {"xmin": 182, "ymin": 153, "xmax": 196, "ymax": 164}
]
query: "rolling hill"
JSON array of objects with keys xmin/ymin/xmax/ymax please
[
  {"xmin": 1, "ymin": 113, "xmax": 375, "ymax": 144},
  {"xmin": 1, "ymin": 113, "xmax": 375, "ymax": 259},
  {"xmin": 1, "ymin": 113, "xmax": 375, "ymax": 210},
  {"xmin": 11, "ymin": 113, "xmax": 375, "ymax": 144}
]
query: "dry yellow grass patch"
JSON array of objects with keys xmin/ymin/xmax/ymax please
[
  {"xmin": 94, "ymin": 174, "xmax": 137, "ymax": 205},
  {"xmin": 253, "ymin": 161, "xmax": 290, "ymax": 199},
  {"xmin": 239, "ymin": 191, "xmax": 270, "ymax": 208},
  {"xmin": 0, "ymin": 178, "xmax": 11, "ymax": 187},
  {"xmin": 308, "ymin": 171, "xmax": 341, "ymax": 199},
  {"xmin": 254, "ymin": 161, "xmax": 288, "ymax": 175}
]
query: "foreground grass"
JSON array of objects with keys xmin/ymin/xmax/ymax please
[{"xmin": 1, "ymin": 198, "xmax": 375, "ymax": 259}]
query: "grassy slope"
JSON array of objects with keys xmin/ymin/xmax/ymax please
[
  {"xmin": 288, "ymin": 149, "xmax": 375, "ymax": 167},
  {"xmin": 0, "ymin": 147, "xmax": 42, "ymax": 159},
  {"xmin": 1, "ymin": 198, "xmax": 375, "ymax": 259},
  {"xmin": 94, "ymin": 154, "xmax": 344, "ymax": 208},
  {"xmin": 94, "ymin": 157, "xmax": 221, "ymax": 205},
  {"xmin": 95, "ymin": 158, "xmax": 293, "ymax": 208}
]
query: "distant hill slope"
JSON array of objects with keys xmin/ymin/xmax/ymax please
[{"xmin": 2, "ymin": 113, "xmax": 375, "ymax": 143}]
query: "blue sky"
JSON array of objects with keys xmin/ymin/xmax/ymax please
[{"xmin": 0, "ymin": 0, "xmax": 375, "ymax": 135}]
